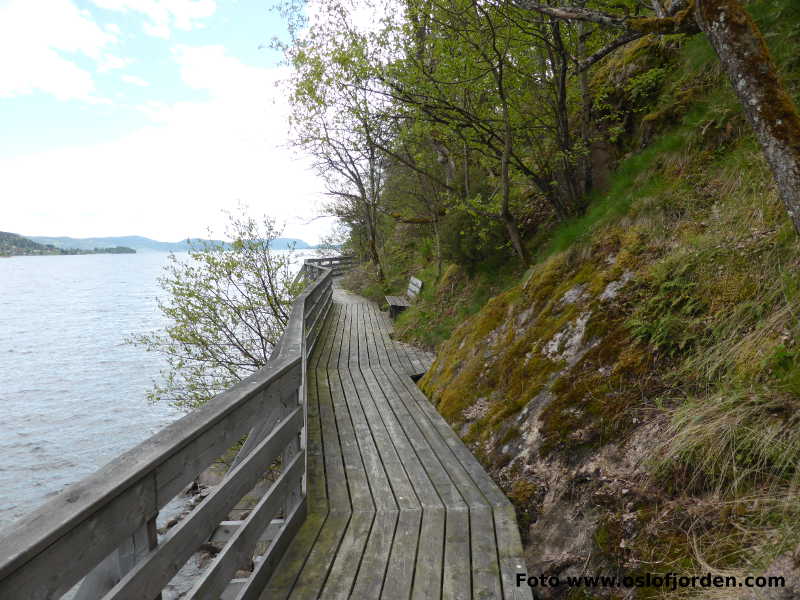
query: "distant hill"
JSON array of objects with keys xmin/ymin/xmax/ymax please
[
  {"xmin": 1, "ymin": 232, "xmax": 135, "ymax": 256},
  {"xmin": 29, "ymin": 235, "xmax": 311, "ymax": 252}
]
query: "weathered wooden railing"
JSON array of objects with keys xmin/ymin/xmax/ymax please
[
  {"xmin": 0, "ymin": 258, "xmax": 342, "ymax": 600},
  {"xmin": 302, "ymin": 254, "xmax": 356, "ymax": 276}
]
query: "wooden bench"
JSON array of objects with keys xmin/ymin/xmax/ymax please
[{"xmin": 385, "ymin": 276, "xmax": 422, "ymax": 319}]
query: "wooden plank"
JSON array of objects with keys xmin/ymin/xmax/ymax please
[
  {"xmin": 338, "ymin": 304, "xmax": 352, "ymax": 372},
  {"xmin": 364, "ymin": 305, "xmax": 383, "ymax": 367},
  {"xmin": 363, "ymin": 305, "xmax": 393, "ymax": 367},
  {"xmin": 356, "ymin": 304, "xmax": 369, "ymax": 369},
  {"xmin": 238, "ymin": 495, "xmax": 308, "ymax": 600},
  {"xmin": 352, "ymin": 368, "xmax": 419, "ymax": 512},
  {"xmin": 338, "ymin": 367, "xmax": 396, "ymax": 513},
  {"xmin": 395, "ymin": 341, "xmax": 426, "ymax": 378},
  {"xmin": 357, "ymin": 367, "xmax": 442, "ymax": 599},
  {"xmin": 281, "ymin": 509, "xmax": 350, "ymax": 600},
  {"xmin": 317, "ymin": 511, "xmax": 374, "ymax": 598},
  {"xmin": 370, "ymin": 367, "xmax": 463, "ymax": 509},
  {"xmin": 187, "ymin": 452, "xmax": 304, "ymax": 599},
  {"xmin": 346, "ymin": 303, "xmax": 359, "ymax": 368},
  {"xmin": 369, "ymin": 304, "xmax": 412, "ymax": 373},
  {"xmin": 305, "ymin": 366, "xmax": 328, "ymax": 509},
  {"xmin": 380, "ymin": 508, "xmax": 423, "ymax": 600},
  {"xmin": 222, "ymin": 579, "xmax": 246, "ymax": 600},
  {"xmin": 257, "ymin": 510, "xmax": 326, "ymax": 600},
  {"xmin": 363, "ymin": 367, "xmax": 458, "ymax": 599},
  {"xmin": 494, "ymin": 504, "xmax": 533, "ymax": 600},
  {"xmin": 315, "ymin": 303, "xmax": 340, "ymax": 370},
  {"xmin": 209, "ymin": 519, "xmax": 283, "ymax": 544},
  {"xmin": 442, "ymin": 507, "xmax": 471, "ymax": 600},
  {"xmin": 328, "ymin": 369, "xmax": 372, "ymax": 512},
  {"xmin": 349, "ymin": 509, "xmax": 398, "ymax": 598},
  {"xmin": 385, "ymin": 295, "xmax": 410, "ymax": 307},
  {"xmin": 104, "ymin": 408, "xmax": 303, "ymax": 600},
  {"xmin": 470, "ymin": 505, "xmax": 503, "ymax": 600},
  {"xmin": 288, "ymin": 366, "xmax": 379, "ymax": 597},
  {"xmin": 310, "ymin": 303, "xmax": 339, "ymax": 373},
  {"xmin": 410, "ymin": 507, "xmax": 445, "ymax": 600},
  {"xmin": 326, "ymin": 303, "xmax": 347, "ymax": 371},
  {"xmin": 316, "ymin": 369, "xmax": 349, "ymax": 509},
  {"xmin": 374, "ymin": 307, "xmax": 417, "ymax": 375}
]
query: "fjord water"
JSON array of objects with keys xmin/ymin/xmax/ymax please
[{"xmin": 0, "ymin": 250, "xmax": 309, "ymax": 532}]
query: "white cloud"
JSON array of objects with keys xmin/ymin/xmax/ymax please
[
  {"xmin": 98, "ymin": 53, "xmax": 134, "ymax": 72},
  {"xmin": 121, "ymin": 74, "xmax": 150, "ymax": 86},
  {"xmin": 89, "ymin": 0, "xmax": 216, "ymax": 38},
  {"xmin": 172, "ymin": 44, "xmax": 280, "ymax": 98},
  {"xmin": 0, "ymin": 0, "xmax": 117, "ymax": 100},
  {"xmin": 1, "ymin": 46, "xmax": 331, "ymax": 243}
]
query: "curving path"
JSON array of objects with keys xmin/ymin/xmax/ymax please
[{"xmin": 260, "ymin": 281, "xmax": 530, "ymax": 599}]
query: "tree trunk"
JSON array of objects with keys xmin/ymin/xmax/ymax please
[
  {"xmin": 432, "ymin": 217, "xmax": 442, "ymax": 279},
  {"xmin": 578, "ymin": 20, "xmax": 594, "ymax": 200},
  {"xmin": 500, "ymin": 115, "xmax": 528, "ymax": 264},
  {"xmin": 368, "ymin": 233, "xmax": 384, "ymax": 281},
  {"xmin": 694, "ymin": 0, "xmax": 800, "ymax": 232},
  {"xmin": 500, "ymin": 100, "xmax": 529, "ymax": 264},
  {"xmin": 502, "ymin": 212, "xmax": 528, "ymax": 264},
  {"xmin": 651, "ymin": 0, "xmax": 666, "ymax": 18}
]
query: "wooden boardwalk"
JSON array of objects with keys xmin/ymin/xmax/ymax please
[{"xmin": 262, "ymin": 281, "xmax": 530, "ymax": 599}]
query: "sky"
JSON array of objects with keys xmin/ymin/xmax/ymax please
[{"xmin": 0, "ymin": 0, "xmax": 335, "ymax": 244}]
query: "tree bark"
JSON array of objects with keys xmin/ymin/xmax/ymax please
[{"xmin": 694, "ymin": 0, "xmax": 800, "ymax": 233}]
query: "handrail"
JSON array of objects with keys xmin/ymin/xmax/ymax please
[
  {"xmin": 0, "ymin": 260, "xmax": 337, "ymax": 600},
  {"xmin": 302, "ymin": 254, "xmax": 356, "ymax": 276}
]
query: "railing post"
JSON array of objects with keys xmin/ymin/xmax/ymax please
[
  {"xmin": 72, "ymin": 514, "xmax": 160, "ymax": 600},
  {"xmin": 282, "ymin": 385, "xmax": 304, "ymax": 516}
]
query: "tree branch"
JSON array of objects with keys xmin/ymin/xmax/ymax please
[{"xmin": 514, "ymin": 0, "xmax": 700, "ymax": 34}]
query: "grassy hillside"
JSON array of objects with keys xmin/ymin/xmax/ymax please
[{"xmin": 344, "ymin": 2, "xmax": 800, "ymax": 596}]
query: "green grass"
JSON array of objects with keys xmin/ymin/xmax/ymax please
[
  {"xmin": 392, "ymin": 256, "xmax": 524, "ymax": 350},
  {"xmin": 533, "ymin": 131, "xmax": 682, "ymax": 260}
]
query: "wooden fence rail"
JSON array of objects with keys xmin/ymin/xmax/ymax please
[
  {"xmin": 302, "ymin": 255, "xmax": 356, "ymax": 276},
  {"xmin": 0, "ymin": 255, "xmax": 352, "ymax": 600}
]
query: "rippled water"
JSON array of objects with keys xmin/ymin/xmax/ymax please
[{"xmin": 0, "ymin": 250, "xmax": 312, "ymax": 532}]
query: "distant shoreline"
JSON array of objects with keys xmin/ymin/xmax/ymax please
[
  {"xmin": 1, "ymin": 247, "xmax": 137, "ymax": 257},
  {"xmin": 0, "ymin": 231, "xmax": 138, "ymax": 257}
]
